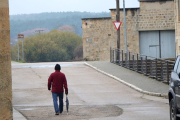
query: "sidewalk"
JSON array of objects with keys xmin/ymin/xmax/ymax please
[{"xmin": 85, "ymin": 61, "xmax": 169, "ymax": 97}]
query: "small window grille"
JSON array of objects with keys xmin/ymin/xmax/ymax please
[{"xmin": 86, "ymin": 38, "xmax": 92, "ymax": 43}]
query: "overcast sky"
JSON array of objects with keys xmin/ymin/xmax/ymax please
[{"xmin": 9, "ymin": 0, "xmax": 140, "ymax": 15}]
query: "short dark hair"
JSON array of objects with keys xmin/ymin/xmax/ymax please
[{"xmin": 55, "ymin": 64, "xmax": 61, "ymax": 70}]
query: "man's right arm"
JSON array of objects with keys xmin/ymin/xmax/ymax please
[{"xmin": 63, "ymin": 75, "xmax": 68, "ymax": 95}]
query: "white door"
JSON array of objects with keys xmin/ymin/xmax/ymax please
[
  {"xmin": 140, "ymin": 30, "xmax": 175, "ymax": 58},
  {"xmin": 160, "ymin": 30, "xmax": 175, "ymax": 58},
  {"xmin": 140, "ymin": 31, "xmax": 160, "ymax": 58}
]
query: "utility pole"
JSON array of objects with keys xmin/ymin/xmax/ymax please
[
  {"xmin": 17, "ymin": 39, "xmax": 19, "ymax": 61},
  {"xmin": 22, "ymin": 38, "xmax": 24, "ymax": 61},
  {"xmin": 123, "ymin": 0, "xmax": 127, "ymax": 53},
  {"xmin": 123, "ymin": 0, "xmax": 128, "ymax": 66},
  {"xmin": 116, "ymin": 0, "xmax": 120, "ymax": 61},
  {"xmin": 18, "ymin": 34, "xmax": 24, "ymax": 61}
]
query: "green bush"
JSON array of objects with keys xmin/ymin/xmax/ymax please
[{"xmin": 11, "ymin": 30, "xmax": 82, "ymax": 62}]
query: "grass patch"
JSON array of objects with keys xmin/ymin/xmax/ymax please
[{"xmin": 14, "ymin": 60, "xmax": 26, "ymax": 63}]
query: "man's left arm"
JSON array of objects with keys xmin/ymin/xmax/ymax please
[{"xmin": 48, "ymin": 74, "xmax": 53, "ymax": 90}]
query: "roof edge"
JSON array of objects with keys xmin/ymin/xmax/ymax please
[
  {"xmin": 109, "ymin": 7, "xmax": 140, "ymax": 11},
  {"xmin": 81, "ymin": 17, "xmax": 111, "ymax": 20},
  {"xmin": 138, "ymin": 0, "xmax": 173, "ymax": 1}
]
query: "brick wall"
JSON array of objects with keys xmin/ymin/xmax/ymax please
[
  {"xmin": 82, "ymin": 0, "xmax": 175, "ymax": 61},
  {"xmin": 0, "ymin": 0, "xmax": 12, "ymax": 119}
]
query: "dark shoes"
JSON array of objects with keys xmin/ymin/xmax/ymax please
[
  {"xmin": 55, "ymin": 112, "xmax": 59, "ymax": 115},
  {"xmin": 55, "ymin": 111, "xmax": 63, "ymax": 115}
]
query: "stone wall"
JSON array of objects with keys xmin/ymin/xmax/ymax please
[
  {"xmin": 82, "ymin": 18, "xmax": 116, "ymax": 61},
  {"xmin": 110, "ymin": 8, "xmax": 140, "ymax": 53},
  {"xmin": 138, "ymin": 1, "xmax": 175, "ymax": 31},
  {"xmin": 0, "ymin": 0, "xmax": 12, "ymax": 119},
  {"xmin": 175, "ymin": 0, "xmax": 180, "ymax": 55},
  {"xmin": 82, "ymin": 0, "xmax": 175, "ymax": 61}
]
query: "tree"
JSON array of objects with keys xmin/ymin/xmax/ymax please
[
  {"xmin": 74, "ymin": 45, "xmax": 83, "ymax": 59},
  {"xmin": 58, "ymin": 25, "xmax": 75, "ymax": 33},
  {"xmin": 11, "ymin": 30, "xmax": 82, "ymax": 62}
]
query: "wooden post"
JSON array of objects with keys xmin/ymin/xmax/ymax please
[{"xmin": 116, "ymin": 0, "xmax": 120, "ymax": 62}]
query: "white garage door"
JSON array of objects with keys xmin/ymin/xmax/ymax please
[{"xmin": 139, "ymin": 30, "xmax": 175, "ymax": 59}]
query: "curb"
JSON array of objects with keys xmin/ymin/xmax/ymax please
[{"xmin": 84, "ymin": 62, "xmax": 168, "ymax": 98}]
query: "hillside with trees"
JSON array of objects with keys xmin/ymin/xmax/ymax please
[{"xmin": 10, "ymin": 12, "xmax": 110, "ymax": 40}]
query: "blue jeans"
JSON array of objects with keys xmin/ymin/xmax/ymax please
[{"xmin": 52, "ymin": 92, "xmax": 63, "ymax": 113}]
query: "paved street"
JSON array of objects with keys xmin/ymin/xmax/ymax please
[{"xmin": 12, "ymin": 61, "xmax": 169, "ymax": 120}]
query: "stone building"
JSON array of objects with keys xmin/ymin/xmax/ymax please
[
  {"xmin": 82, "ymin": 0, "xmax": 175, "ymax": 61},
  {"xmin": 0, "ymin": 0, "xmax": 12, "ymax": 119},
  {"xmin": 175, "ymin": 0, "xmax": 180, "ymax": 55}
]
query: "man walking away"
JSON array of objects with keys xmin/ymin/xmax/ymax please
[{"xmin": 48, "ymin": 64, "xmax": 68, "ymax": 115}]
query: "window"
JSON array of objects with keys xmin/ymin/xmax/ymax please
[{"xmin": 174, "ymin": 56, "xmax": 180, "ymax": 72}]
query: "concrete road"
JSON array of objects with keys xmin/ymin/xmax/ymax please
[{"xmin": 12, "ymin": 62, "xmax": 169, "ymax": 120}]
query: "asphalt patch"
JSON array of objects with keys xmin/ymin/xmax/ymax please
[{"xmin": 15, "ymin": 105, "xmax": 122, "ymax": 120}]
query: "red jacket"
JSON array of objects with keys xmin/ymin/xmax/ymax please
[{"xmin": 48, "ymin": 70, "xmax": 68, "ymax": 93}]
